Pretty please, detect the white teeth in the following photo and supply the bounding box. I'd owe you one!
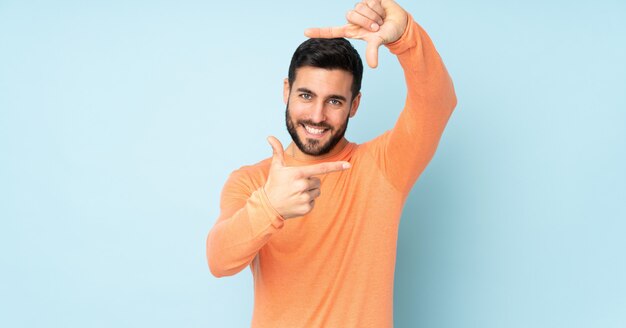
[304,125,326,134]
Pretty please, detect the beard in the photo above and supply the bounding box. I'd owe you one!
[285,101,350,156]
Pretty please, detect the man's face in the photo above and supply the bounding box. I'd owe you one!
[284,66,361,156]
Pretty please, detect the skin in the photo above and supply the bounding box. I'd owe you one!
[284,67,361,161]
[264,0,409,220]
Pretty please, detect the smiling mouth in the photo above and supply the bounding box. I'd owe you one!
[301,124,329,137]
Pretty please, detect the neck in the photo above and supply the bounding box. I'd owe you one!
[286,138,349,162]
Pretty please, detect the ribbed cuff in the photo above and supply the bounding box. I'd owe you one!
[258,187,286,229]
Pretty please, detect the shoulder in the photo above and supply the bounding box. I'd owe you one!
[358,130,392,157]
[225,157,272,192]
[219,157,272,208]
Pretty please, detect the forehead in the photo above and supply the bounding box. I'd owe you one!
[292,66,353,96]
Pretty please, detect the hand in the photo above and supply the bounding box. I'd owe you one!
[304,0,408,68]
[264,136,351,219]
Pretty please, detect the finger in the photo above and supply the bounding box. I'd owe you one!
[365,0,386,20]
[298,161,351,177]
[365,37,384,68]
[307,177,321,190]
[304,25,348,39]
[354,2,384,26]
[307,188,321,200]
[346,9,380,32]
[267,136,285,167]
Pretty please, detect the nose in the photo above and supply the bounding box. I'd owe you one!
[309,101,326,123]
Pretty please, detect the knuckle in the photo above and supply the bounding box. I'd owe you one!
[295,180,308,191]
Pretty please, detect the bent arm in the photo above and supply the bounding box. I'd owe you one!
[206,171,284,277]
[369,14,457,193]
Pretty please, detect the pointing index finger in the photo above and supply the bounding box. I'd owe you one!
[297,161,351,177]
[304,25,348,39]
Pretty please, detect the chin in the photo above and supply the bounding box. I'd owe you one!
[285,106,349,157]
[301,141,329,156]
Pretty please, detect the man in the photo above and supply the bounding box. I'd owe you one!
[207,0,457,326]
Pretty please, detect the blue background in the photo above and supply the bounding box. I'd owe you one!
[1,0,625,327]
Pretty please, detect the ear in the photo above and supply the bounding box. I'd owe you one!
[283,78,290,105]
[349,92,362,118]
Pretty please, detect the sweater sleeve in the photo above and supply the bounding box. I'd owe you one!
[206,169,285,277]
[366,14,457,194]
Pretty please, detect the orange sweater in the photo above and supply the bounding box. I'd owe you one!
[207,16,457,328]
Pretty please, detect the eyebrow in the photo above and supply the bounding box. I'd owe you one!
[296,88,348,102]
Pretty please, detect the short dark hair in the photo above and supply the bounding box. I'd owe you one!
[288,38,363,100]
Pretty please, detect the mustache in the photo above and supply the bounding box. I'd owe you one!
[297,120,332,130]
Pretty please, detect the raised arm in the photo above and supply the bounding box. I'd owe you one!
[306,0,457,193]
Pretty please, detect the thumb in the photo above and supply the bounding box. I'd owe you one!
[267,136,285,168]
[365,37,384,68]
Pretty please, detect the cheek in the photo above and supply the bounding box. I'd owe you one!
[287,108,305,127]
[288,102,311,118]
[328,110,350,125]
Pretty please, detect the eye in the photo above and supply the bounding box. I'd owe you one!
[328,98,343,106]
[299,93,312,100]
